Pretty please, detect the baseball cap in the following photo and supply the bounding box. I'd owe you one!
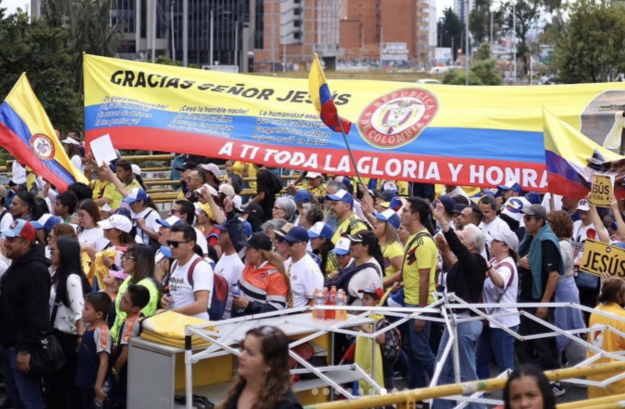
[305,172,323,179]
[98,214,133,233]
[326,189,354,206]
[521,204,548,220]
[293,190,312,204]
[156,216,183,228]
[218,184,235,199]
[175,161,197,172]
[389,197,403,212]
[195,203,215,221]
[380,190,397,202]
[241,232,272,251]
[31,214,62,232]
[501,197,531,222]
[61,136,80,145]
[374,209,401,229]
[195,183,218,197]
[2,220,36,242]
[382,181,398,192]
[200,163,221,178]
[233,195,243,211]
[239,203,264,219]
[450,203,467,216]
[131,164,141,176]
[283,226,310,243]
[332,237,351,256]
[438,195,455,214]
[122,188,148,204]
[274,223,294,238]
[308,222,333,240]
[108,270,129,281]
[489,227,519,251]
[577,199,590,212]
[358,284,385,299]
[525,192,541,205]
[498,180,523,195]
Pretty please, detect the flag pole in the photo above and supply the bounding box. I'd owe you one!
[336,114,364,189]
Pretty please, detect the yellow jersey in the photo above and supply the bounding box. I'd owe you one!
[381,241,404,277]
[403,229,437,305]
[107,179,141,210]
[588,302,625,398]
[331,215,369,245]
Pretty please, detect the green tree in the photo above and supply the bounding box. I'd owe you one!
[470,0,504,44]
[442,60,503,85]
[551,0,625,83]
[0,6,82,131]
[474,42,492,61]
[438,8,465,62]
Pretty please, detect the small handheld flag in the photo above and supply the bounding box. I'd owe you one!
[0,74,87,192]
[308,53,352,134]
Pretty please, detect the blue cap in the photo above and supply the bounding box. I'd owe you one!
[374,209,401,229]
[438,195,455,214]
[159,245,172,258]
[122,187,149,203]
[293,190,312,204]
[156,216,183,228]
[326,189,354,206]
[525,192,541,205]
[380,190,397,202]
[31,214,63,231]
[389,197,403,212]
[308,222,333,240]
[498,180,523,195]
[283,226,310,243]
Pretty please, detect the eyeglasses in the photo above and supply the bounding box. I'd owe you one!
[167,240,191,248]
[121,254,136,260]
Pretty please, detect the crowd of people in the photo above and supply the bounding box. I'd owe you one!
[0,136,624,409]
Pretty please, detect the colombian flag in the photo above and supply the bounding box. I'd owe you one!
[543,107,623,198]
[0,74,87,192]
[308,53,352,134]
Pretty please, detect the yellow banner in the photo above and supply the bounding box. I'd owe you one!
[589,174,614,207]
[580,239,625,277]
[83,55,625,190]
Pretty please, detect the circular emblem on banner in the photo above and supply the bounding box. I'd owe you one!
[357,88,439,149]
[29,134,55,161]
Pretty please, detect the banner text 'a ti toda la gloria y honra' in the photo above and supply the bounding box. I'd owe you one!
[83,54,625,193]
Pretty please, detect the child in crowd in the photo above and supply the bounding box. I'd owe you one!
[102,270,128,328]
[357,285,403,392]
[77,292,113,409]
[112,284,150,402]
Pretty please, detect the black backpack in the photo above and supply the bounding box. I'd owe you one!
[324,262,382,302]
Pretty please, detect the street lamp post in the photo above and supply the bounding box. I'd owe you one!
[465,0,470,85]
[210,8,214,67]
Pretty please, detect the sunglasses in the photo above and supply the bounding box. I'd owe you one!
[167,240,191,248]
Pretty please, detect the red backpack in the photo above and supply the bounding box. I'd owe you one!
[171,258,229,321]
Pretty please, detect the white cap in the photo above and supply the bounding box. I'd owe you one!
[489,227,519,251]
[578,199,590,212]
[131,164,141,176]
[333,237,351,256]
[98,214,133,233]
[306,172,323,179]
[101,203,112,212]
[61,136,80,145]
[156,216,182,228]
[200,163,221,178]
[501,197,531,222]
[382,181,398,192]
[195,183,218,197]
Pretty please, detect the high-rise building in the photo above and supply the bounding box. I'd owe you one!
[339,0,432,67]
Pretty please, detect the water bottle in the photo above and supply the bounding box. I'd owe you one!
[94,379,111,408]
[315,290,325,320]
[166,293,175,310]
[232,283,245,314]
[336,289,346,321]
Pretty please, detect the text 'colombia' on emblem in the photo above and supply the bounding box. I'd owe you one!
[29,134,55,161]
[357,88,439,149]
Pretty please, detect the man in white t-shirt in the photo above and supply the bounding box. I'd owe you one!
[282,226,324,308]
[123,188,161,245]
[160,224,213,320]
[213,224,244,319]
[478,195,512,251]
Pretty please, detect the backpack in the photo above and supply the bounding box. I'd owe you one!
[324,262,382,302]
[342,217,372,237]
[133,209,160,251]
[172,257,229,321]
[378,319,402,364]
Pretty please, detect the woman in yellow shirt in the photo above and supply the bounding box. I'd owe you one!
[102,160,141,209]
[372,208,404,288]
[90,168,116,208]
